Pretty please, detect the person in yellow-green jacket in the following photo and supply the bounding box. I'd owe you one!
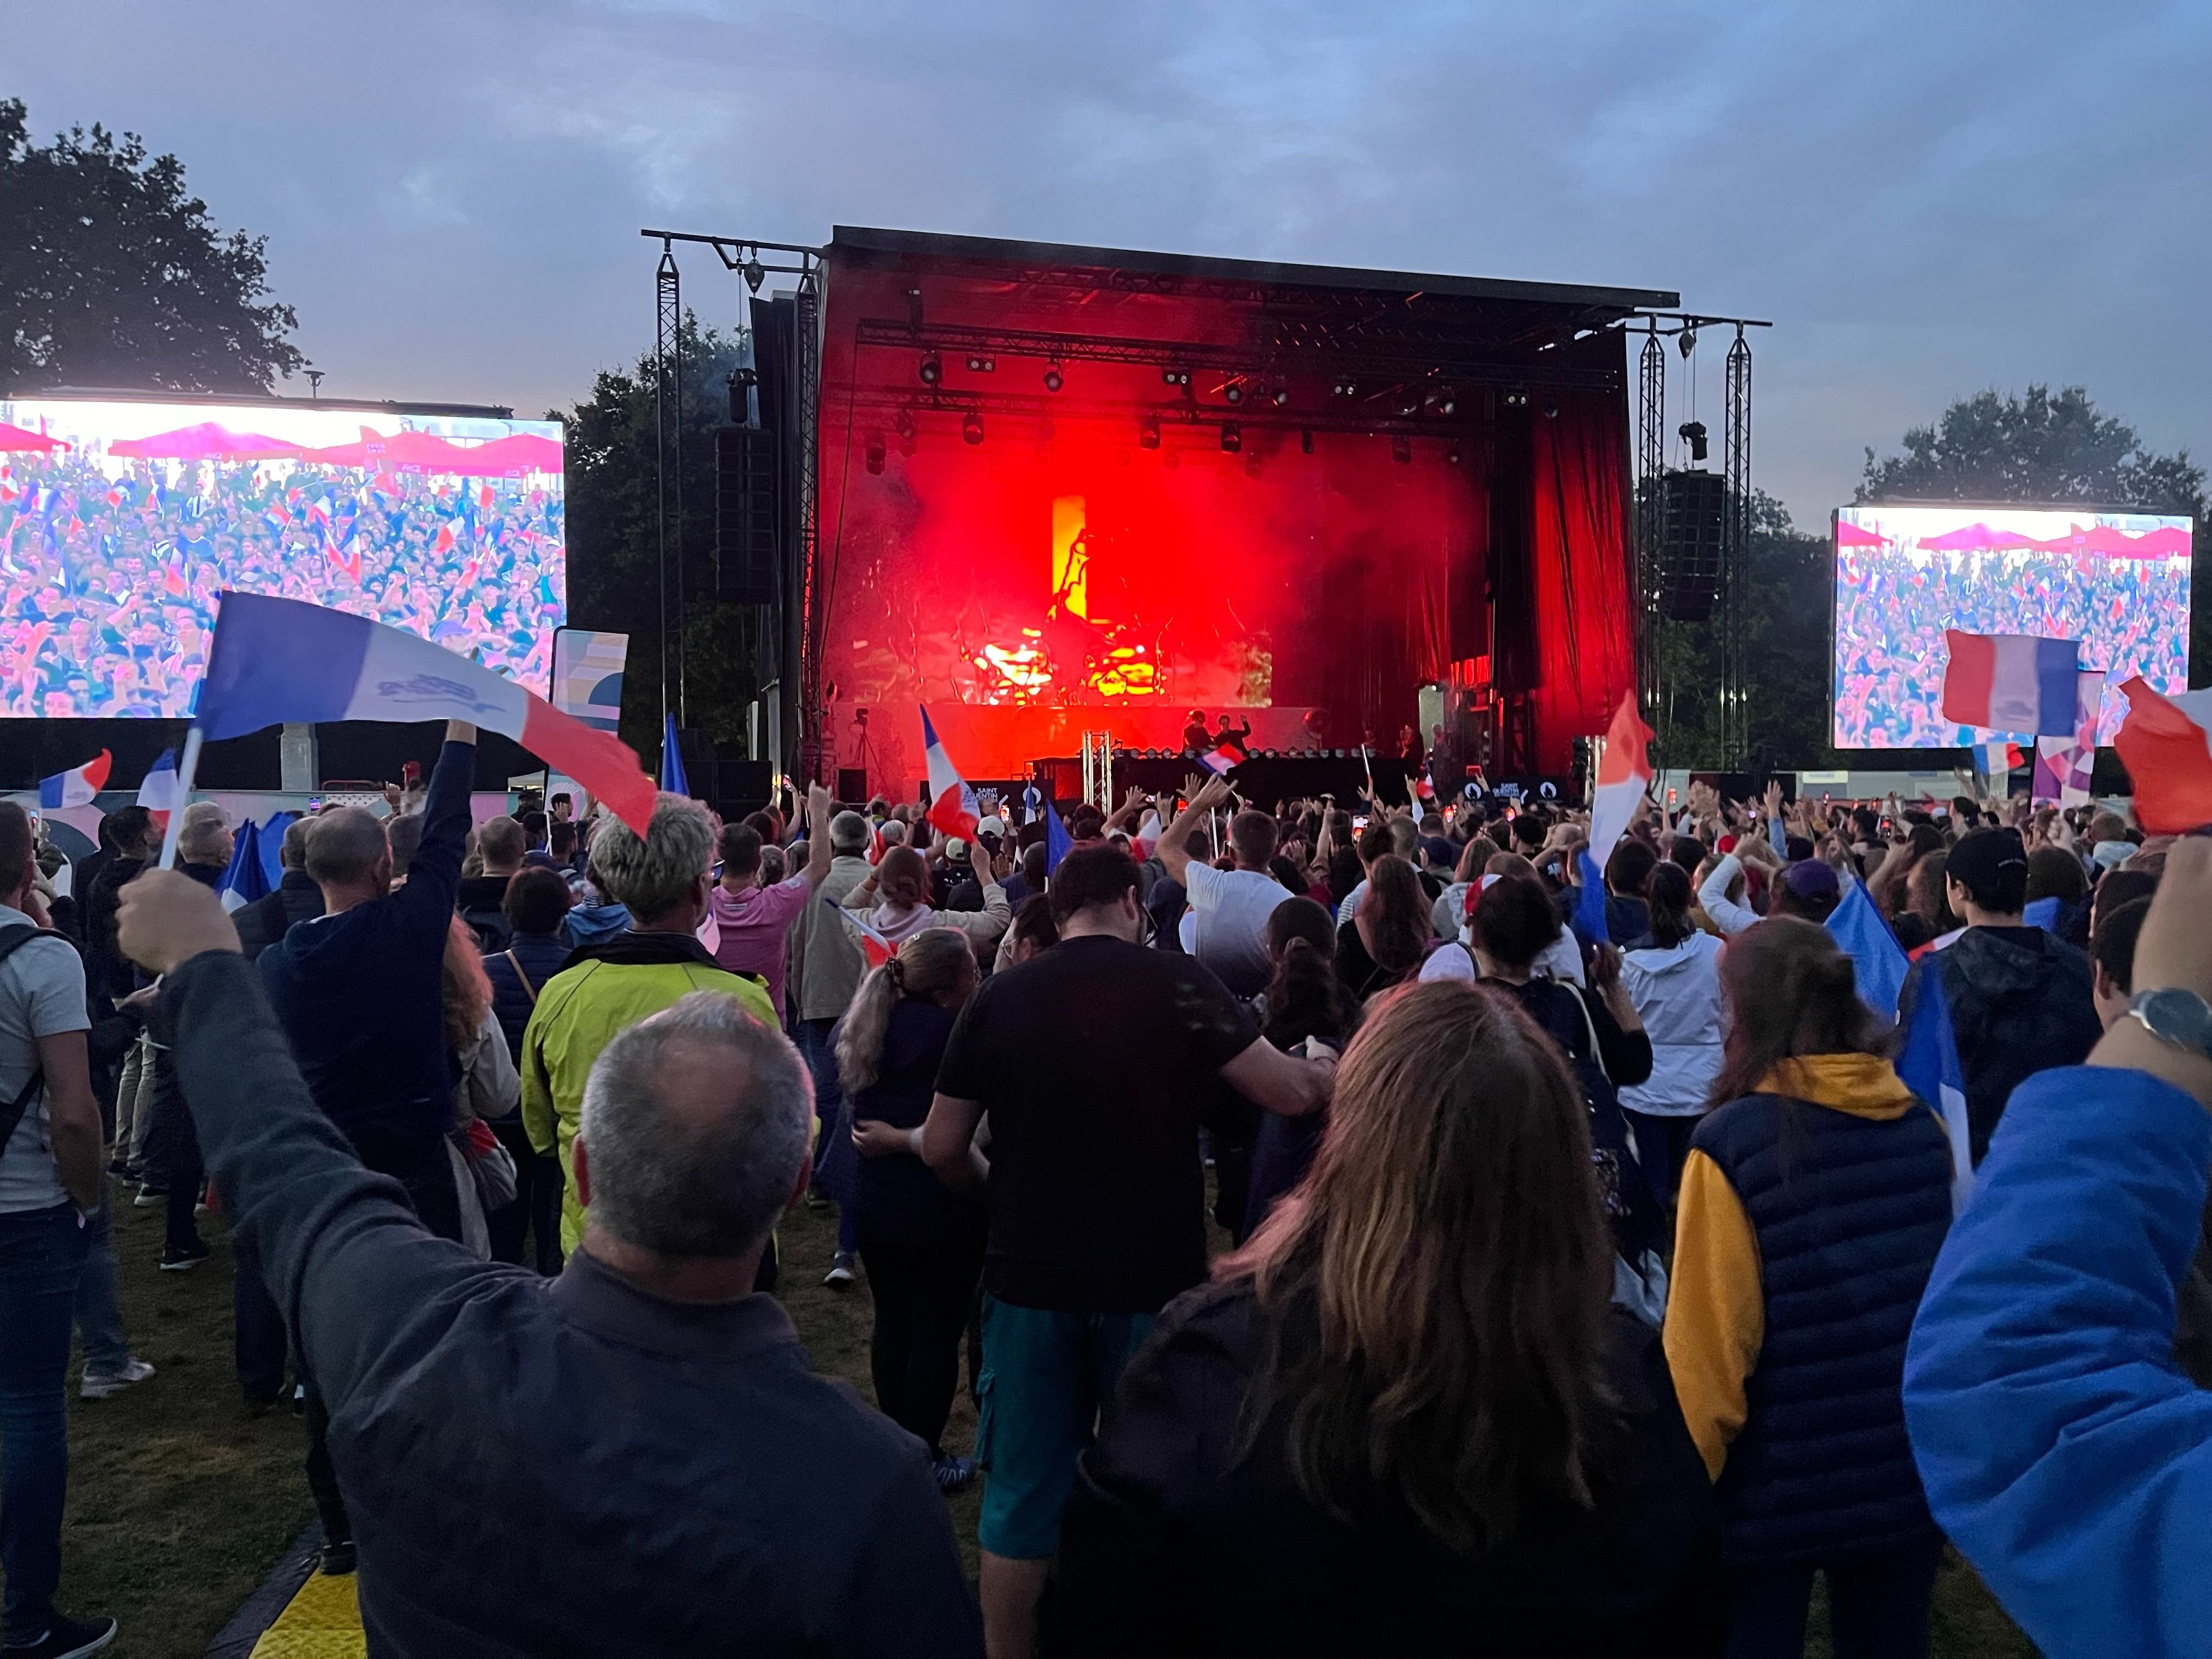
[522,788,823,1259]
[1662,917,1954,1659]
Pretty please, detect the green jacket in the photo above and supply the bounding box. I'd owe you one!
[520,930,778,1254]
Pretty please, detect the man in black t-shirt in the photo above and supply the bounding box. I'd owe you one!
[923,845,1331,1659]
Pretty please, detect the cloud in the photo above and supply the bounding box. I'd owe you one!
[5,0,2209,518]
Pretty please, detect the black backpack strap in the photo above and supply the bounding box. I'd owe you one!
[0,924,70,1159]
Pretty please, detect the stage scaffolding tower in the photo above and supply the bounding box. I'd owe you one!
[1635,321,1666,735]
[654,247,682,733]
[1722,326,1753,768]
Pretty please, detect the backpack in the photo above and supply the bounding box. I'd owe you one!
[0,923,78,1165]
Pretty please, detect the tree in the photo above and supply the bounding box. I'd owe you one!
[1860,383,2210,685]
[0,98,305,392]
[558,315,758,762]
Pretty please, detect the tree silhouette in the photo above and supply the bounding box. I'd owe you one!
[1,98,306,392]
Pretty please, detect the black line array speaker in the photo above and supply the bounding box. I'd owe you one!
[1657,468,1728,623]
[716,424,781,605]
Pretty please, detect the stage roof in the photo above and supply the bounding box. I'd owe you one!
[830,225,1678,334]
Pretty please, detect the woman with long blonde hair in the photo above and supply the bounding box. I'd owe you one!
[1048,980,1717,1654]
[840,928,988,1491]
[441,914,517,1259]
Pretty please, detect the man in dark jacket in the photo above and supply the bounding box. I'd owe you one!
[234,818,325,962]
[1899,826,2101,1161]
[456,815,524,950]
[117,870,980,1658]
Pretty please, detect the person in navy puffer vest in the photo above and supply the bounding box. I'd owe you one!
[1663,917,1955,1658]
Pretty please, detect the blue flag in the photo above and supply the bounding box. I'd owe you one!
[1045,801,1074,874]
[1570,849,1609,947]
[1897,962,1974,1214]
[659,710,689,797]
[216,819,271,912]
[1826,879,1909,1021]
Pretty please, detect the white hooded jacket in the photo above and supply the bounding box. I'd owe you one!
[1617,930,1728,1117]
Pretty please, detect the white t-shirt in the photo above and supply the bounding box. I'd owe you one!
[0,905,91,1214]
[1181,862,1288,990]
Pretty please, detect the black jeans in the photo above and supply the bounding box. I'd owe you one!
[305,1126,465,1545]
[233,1231,290,1404]
[145,1049,204,1255]
[484,1116,564,1276]
[856,1232,985,1460]
[1725,1538,1943,1659]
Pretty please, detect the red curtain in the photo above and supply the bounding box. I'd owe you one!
[1527,380,1637,771]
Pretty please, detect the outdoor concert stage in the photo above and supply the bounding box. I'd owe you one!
[806,228,1669,799]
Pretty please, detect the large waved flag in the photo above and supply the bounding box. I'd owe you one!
[919,707,980,842]
[1826,878,1909,1021]
[659,710,689,797]
[1939,630,2079,736]
[1897,966,1974,1214]
[1587,690,1653,873]
[216,817,271,914]
[2113,676,2212,832]
[38,749,110,809]
[137,748,180,828]
[2031,669,2104,805]
[195,592,658,835]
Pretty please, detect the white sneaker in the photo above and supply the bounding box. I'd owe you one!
[81,1358,156,1400]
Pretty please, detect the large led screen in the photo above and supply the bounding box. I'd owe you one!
[0,397,564,718]
[1832,503,2191,748]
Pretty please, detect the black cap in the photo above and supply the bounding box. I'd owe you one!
[1947,826,2028,894]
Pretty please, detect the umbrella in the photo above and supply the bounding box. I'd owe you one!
[0,422,67,453]
[360,429,474,472]
[108,422,302,461]
[450,432,563,475]
[1835,520,1888,548]
[296,428,376,466]
[1913,522,2002,551]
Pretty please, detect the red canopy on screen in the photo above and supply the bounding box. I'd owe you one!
[1835,521,1887,547]
[108,422,303,461]
[0,422,67,453]
[454,432,562,474]
[295,428,376,466]
[1912,522,2002,550]
[359,429,475,472]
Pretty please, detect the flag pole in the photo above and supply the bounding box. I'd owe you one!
[156,726,205,871]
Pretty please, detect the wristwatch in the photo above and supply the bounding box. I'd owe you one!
[2127,988,2212,1062]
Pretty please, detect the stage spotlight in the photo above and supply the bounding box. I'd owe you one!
[1392,435,1412,465]
[1504,388,1528,408]
[1300,428,1315,455]
[962,411,984,445]
[919,353,941,385]
[1042,361,1063,392]
[1272,386,1291,407]
[1446,444,1463,465]
[1220,424,1241,454]
[894,407,917,441]
[1332,380,1357,397]
[864,431,887,475]
[1138,417,1161,450]
[1438,393,1457,415]
[1542,397,1560,420]
[966,354,996,374]
[1161,368,1191,387]
[1678,419,1709,461]
[742,256,766,294]
[1678,326,1698,358]
[1224,381,1245,405]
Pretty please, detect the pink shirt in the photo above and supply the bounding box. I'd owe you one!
[707,876,812,1018]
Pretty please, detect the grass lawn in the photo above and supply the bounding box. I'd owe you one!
[35,1184,2028,1657]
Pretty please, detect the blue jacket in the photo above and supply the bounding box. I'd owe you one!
[259,740,472,1144]
[482,930,572,1070]
[1905,1065,2212,1657]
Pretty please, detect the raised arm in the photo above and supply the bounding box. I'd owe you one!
[399,721,479,926]
[1156,776,1233,884]
[800,782,834,890]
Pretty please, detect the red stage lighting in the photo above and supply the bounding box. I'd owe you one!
[1043,362,1064,392]
[962,411,984,445]
[918,353,941,385]
[1138,418,1160,449]
[1220,424,1241,454]
[1272,386,1291,407]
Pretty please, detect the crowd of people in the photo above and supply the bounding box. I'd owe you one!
[1830,541,2188,746]
[0,737,2205,1658]
[0,447,564,716]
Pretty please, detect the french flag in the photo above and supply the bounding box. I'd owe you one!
[1585,689,1654,871]
[2114,676,2212,832]
[37,749,110,809]
[1939,631,2080,736]
[137,748,180,828]
[919,707,980,841]
[1198,742,1243,778]
[195,592,658,834]
[831,899,897,970]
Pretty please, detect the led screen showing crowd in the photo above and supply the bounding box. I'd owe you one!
[0,398,566,718]
[1831,503,2190,748]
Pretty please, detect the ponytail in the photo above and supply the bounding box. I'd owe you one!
[834,960,905,1094]
[1644,862,1695,948]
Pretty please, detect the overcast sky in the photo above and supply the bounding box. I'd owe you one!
[12,0,2209,526]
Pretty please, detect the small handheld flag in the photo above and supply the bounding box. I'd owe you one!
[1826,879,1909,1021]
[660,710,689,797]
[1045,802,1075,873]
[920,707,981,842]
[2113,677,2212,832]
[1198,743,1242,779]
[38,749,110,809]
[216,818,272,914]
[830,898,896,970]
[1587,690,1654,872]
[1898,964,1974,1213]
[136,748,180,828]
[1570,849,1609,947]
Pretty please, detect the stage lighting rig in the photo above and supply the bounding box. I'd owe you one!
[1437,392,1457,415]
[1446,444,1464,465]
[1224,381,1245,405]
[742,255,766,294]
[1678,419,1709,461]
[894,407,917,441]
[864,431,887,474]
[1042,361,1064,392]
[962,411,985,445]
[919,353,942,385]
[965,354,996,374]
[1220,424,1242,453]
[1678,326,1698,359]
[1138,417,1161,449]
[1300,429,1315,454]
[1161,368,1191,387]
[1504,388,1528,408]
[1332,379,1357,397]
[1272,386,1291,407]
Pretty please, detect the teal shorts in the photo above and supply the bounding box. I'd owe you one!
[974,1294,1156,1561]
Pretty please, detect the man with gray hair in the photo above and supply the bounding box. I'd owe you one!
[784,807,876,1272]
[233,816,325,963]
[173,803,234,891]
[116,871,982,1656]
[522,792,782,1258]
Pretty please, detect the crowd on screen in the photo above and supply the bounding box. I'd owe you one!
[0,450,563,718]
[1,731,2210,1658]
[1831,544,2188,747]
